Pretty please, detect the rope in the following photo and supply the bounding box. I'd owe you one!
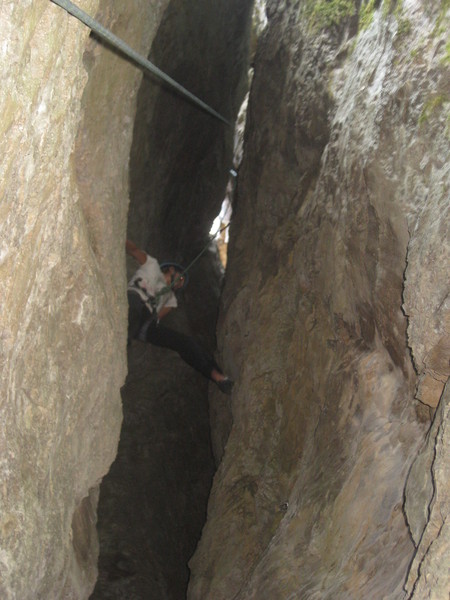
[180,222,230,277]
[50,0,230,125]
[155,222,230,299]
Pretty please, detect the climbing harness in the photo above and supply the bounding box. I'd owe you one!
[133,222,230,338]
[132,277,158,312]
[49,0,229,125]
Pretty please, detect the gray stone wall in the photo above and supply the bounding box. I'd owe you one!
[189,1,449,598]
[0,1,448,599]
[0,1,168,597]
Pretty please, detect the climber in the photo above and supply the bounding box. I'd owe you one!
[126,239,234,395]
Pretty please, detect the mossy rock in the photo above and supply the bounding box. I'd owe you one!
[359,0,378,30]
[418,94,448,127]
[304,0,355,31]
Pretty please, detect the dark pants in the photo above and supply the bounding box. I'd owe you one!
[127,291,220,380]
[127,290,150,340]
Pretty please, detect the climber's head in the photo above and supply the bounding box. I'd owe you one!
[160,262,188,290]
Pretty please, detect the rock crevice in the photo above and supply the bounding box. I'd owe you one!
[0,1,448,599]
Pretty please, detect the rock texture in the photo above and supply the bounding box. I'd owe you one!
[1,1,448,599]
[405,382,449,599]
[91,1,253,598]
[0,1,168,598]
[189,1,449,599]
[127,0,252,259]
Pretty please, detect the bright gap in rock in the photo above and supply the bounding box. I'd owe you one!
[210,188,234,268]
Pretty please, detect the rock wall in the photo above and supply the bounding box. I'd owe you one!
[0,1,169,598]
[1,1,448,599]
[91,1,253,597]
[189,1,449,598]
[127,0,252,259]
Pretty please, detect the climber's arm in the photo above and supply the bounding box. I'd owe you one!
[158,306,173,320]
[126,239,147,265]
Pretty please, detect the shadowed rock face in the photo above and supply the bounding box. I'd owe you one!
[127,0,253,261]
[92,1,253,599]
